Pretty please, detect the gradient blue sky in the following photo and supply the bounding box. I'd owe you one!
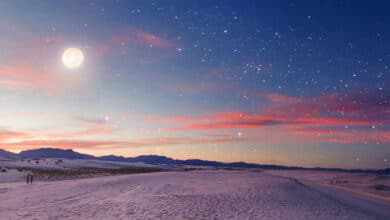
[0,0,388,168]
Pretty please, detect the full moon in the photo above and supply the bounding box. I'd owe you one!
[62,48,84,69]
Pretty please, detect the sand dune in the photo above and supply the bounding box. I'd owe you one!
[0,170,387,219]
[264,169,390,198]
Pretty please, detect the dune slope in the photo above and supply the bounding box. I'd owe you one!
[0,170,386,219]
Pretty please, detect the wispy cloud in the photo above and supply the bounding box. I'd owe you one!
[282,128,390,144]
[0,132,244,151]
[134,29,174,48]
[0,123,116,144]
[0,64,79,93]
[73,115,108,124]
[43,125,117,139]
[263,93,302,104]
[0,22,175,93]
[95,27,175,59]
[139,92,388,144]
[0,139,124,150]
[142,115,192,123]
[0,20,82,93]
[0,129,30,142]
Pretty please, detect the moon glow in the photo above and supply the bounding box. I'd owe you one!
[62,48,84,69]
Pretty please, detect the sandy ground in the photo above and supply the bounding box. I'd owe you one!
[303,180,390,219]
[0,170,388,219]
[0,169,25,183]
[264,170,390,198]
[0,158,160,170]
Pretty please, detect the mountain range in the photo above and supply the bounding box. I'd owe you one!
[1,148,388,174]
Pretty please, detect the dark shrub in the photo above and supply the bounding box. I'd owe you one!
[375,184,386,191]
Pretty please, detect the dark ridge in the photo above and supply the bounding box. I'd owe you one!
[0,149,18,159]
[19,148,95,160]
[1,148,388,174]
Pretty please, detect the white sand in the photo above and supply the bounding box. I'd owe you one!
[0,170,386,219]
[1,158,160,170]
[264,169,390,198]
[0,169,26,183]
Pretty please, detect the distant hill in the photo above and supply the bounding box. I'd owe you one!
[126,155,177,164]
[99,155,128,162]
[1,148,388,174]
[19,148,95,160]
[0,149,18,159]
[97,154,389,173]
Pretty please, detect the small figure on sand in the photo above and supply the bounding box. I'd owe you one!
[26,174,34,184]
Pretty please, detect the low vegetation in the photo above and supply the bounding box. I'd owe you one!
[18,167,162,181]
[374,184,387,191]
[330,179,349,184]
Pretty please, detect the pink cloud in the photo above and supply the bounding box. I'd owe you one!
[168,110,374,131]
[0,123,116,146]
[264,92,389,121]
[0,64,80,93]
[264,93,302,104]
[0,139,125,150]
[135,29,173,48]
[140,92,388,144]
[1,21,175,92]
[43,125,117,139]
[0,22,82,93]
[283,128,390,144]
[0,130,30,142]
[95,27,175,59]
[0,133,244,151]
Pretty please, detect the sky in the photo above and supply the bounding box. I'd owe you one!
[0,0,388,169]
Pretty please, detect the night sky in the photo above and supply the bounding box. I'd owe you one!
[0,1,388,169]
